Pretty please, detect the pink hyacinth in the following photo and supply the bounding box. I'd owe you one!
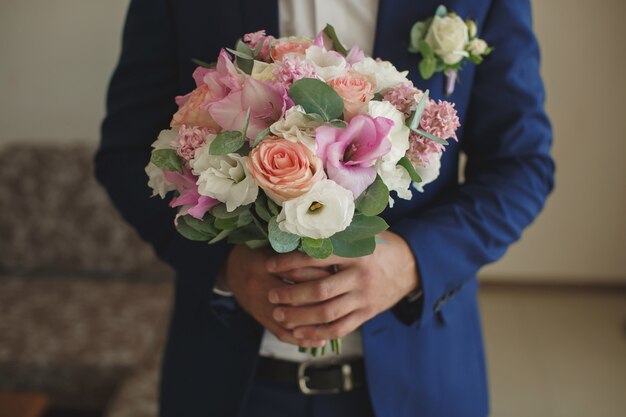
[273,55,318,88]
[407,131,443,167]
[382,82,425,117]
[173,125,212,161]
[419,100,461,142]
[243,30,274,62]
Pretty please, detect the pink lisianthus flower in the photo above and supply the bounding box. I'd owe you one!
[316,115,393,198]
[243,30,275,62]
[419,100,461,142]
[163,169,219,222]
[209,77,286,140]
[273,55,318,88]
[173,126,213,161]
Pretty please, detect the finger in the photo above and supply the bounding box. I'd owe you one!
[274,293,361,329]
[266,324,326,348]
[268,269,358,305]
[292,311,365,341]
[274,267,332,283]
[267,252,350,273]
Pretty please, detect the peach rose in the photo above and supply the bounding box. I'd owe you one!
[171,84,221,130]
[328,71,375,120]
[270,36,312,61]
[247,137,325,204]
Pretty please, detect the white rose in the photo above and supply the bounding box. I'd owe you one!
[269,105,322,151]
[277,180,355,239]
[152,128,178,149]
[413,152,442,192]
[352,57,409,92]
[425,15,470,65]
[305,45,347,81]
[251,60,277,82]
[145,162,175,198]
[467,38,488,56]
[193,145,258,212]
[368,101,410,169]
[376,162,412,208]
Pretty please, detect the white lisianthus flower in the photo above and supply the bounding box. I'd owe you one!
[192,144,258,212]
[352,57,409,92]
[368,101,410,169]
[413,152,442,192]
[305,45,347,81]
[251,60,278,82]
[152,128,178,149]
[467,38,488,56]
[425,15,470,65]
[269,105,322,151]
[145,162,175,198]
[277,180,354,239]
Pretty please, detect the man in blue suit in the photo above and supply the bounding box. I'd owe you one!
[96,0,554,416]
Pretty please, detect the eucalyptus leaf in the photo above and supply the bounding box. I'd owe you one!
[266,198,280,217]
[150,149,183,173]
[241,107,252,139]
[419,57,437,80]
[301,238,333,259]
[414,128,449,145]
[226,46,253,60]
[209,131,246,155]
[245,239,269,249]
[408,89,430,131]
[397,156,423,183]
[184,215,219,236]
[237,57,254,75]
[268,217,300,253]
[355,175,389,216]
[214,216,239,230]
[323,24,348,56]
[227,222,268,244]
[253,127,271,147]
[326,119,347,129]
[254,195,272,223]
[330,236,376,258]
[237,210,254,227]
[208,229,232,244]
[211,204,251,219]
[333,214,389,241]
[288,78,344,121]
[176,216,214,241]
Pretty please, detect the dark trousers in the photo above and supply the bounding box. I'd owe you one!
[241,377,376,417]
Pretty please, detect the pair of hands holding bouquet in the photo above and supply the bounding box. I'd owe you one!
[146,25,460,354]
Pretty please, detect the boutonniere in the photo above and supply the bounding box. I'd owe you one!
[408,5,493,95]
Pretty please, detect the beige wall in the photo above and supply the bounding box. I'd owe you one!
[0,0,624,282]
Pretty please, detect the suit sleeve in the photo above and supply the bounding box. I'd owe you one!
[391,0,555,326]
[95,0,231,282]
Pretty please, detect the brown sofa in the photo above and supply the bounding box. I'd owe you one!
[0,143,171,415]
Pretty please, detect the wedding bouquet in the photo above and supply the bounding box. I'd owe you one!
[145,26,460,353]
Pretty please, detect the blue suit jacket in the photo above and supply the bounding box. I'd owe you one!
[96,0,554,416]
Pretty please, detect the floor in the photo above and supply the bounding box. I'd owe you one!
[478,286,626,417]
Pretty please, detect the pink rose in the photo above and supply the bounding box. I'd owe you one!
[247,137,325,204]
[171,84,221,130]
[271,37,313,62]
[328,71,375,120]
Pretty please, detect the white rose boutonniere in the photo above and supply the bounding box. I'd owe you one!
[408,5,493,95]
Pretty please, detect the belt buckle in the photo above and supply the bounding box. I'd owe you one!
[297,360,354,395]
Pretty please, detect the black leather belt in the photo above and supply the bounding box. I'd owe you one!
[256,356,366,395]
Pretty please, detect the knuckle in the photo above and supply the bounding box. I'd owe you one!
[320,306,336,322]
[314,282,331,300]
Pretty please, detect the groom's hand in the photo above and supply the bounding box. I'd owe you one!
[266,231,419,341]
[224,244,328,348]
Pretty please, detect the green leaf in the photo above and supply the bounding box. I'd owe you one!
[184,215,219,236]
[191,58,215,68]
[227,45,253,60]
[245,239,269,249]
[252,127,271,147]
[326,119,347,129]
[333,214,389,241]
[408,89,430,131]
[208,229,232,244]
[150,149,183,173]
[241,107,252,139]
[288,78,344,121]
[323,24,348,56]
[419,56,437,80]
[435,5,448,17]
[266,197,280,217]
[209,131,246,155]
[419,39,434,58]
[330,236,376,258]
[397,156,423,183]
[268,216,300,253]
[355,175,389,216]
[301,238,333,259]
[214,216,239,230]
[176,216,212,241]
[227,222,268,244]
[408,22,428,53]
[414,128,449,145]
[254,195,273,223]
[211,204,251,219]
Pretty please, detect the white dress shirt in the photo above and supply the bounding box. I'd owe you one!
[259,0,380,362]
